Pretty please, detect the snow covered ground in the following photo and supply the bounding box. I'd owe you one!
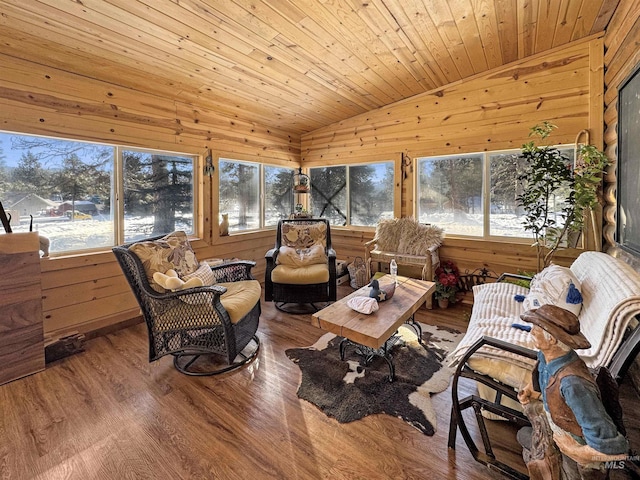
[11,215,193,254]
[9,211,532,255]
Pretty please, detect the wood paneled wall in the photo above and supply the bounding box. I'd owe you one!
[0,33,609,340]
[303,37,604,276]
[0,53,298,339]
[602,0,640,260]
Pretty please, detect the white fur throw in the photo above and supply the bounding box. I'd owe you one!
[374,218,444,256]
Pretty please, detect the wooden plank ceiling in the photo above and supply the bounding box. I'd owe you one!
[0,0,619,136]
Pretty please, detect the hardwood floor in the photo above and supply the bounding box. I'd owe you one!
[1,286,638,479]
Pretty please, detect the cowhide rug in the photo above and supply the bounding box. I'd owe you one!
[285,323,462,436]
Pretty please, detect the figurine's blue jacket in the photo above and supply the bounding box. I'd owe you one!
[537,350,628,455]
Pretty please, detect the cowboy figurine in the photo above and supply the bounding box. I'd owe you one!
[517,304,628,480]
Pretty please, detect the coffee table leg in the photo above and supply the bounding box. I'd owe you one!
[404,315,423,345]
[339,338,349,360]
[338,338,396,382]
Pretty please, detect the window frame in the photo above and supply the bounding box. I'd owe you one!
[415,145,577,241]
[308,156,400,227]
[216,155,296,234]
[115,146,199,245]
[0,129,199,255]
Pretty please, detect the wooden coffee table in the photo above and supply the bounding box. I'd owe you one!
[311,274,435,381]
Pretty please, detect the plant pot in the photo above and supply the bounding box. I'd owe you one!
[438,298,449,309]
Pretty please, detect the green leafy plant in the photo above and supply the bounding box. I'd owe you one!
[517,122,609,271]
[572,143,611,250]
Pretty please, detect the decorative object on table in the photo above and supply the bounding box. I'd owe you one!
[390,257,398,285]
[434,260,460,308]
[346,296,379,314]
[347,256,369,289]
[219,213,229,236]
[368,279,395,302]
[285,323,462,436]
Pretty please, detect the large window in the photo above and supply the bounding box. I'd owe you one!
[219,158,294,232]
[417,154,483,236]
[265,165,295,226]
[0,131,196,254]
[310,161,394,226]
[417,147,575,238]
[122,150,195,242]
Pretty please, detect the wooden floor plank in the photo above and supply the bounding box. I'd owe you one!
[1,285,638,479]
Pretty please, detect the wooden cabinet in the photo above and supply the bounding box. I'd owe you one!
[0,232,45,385]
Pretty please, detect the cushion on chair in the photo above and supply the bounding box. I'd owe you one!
[218,280,261,324]
[276,245,328,267]
[522,264,583,316]
[183,262,216,286]
[281,222,327,249]
[271,264,330,285]
[129,231,199,292]
[374,217,443,254]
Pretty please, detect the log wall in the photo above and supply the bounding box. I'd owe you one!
[0,33,611,340]
[303,37,604,276]
[602,0,640,261]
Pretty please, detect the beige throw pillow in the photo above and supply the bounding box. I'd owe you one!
[276,245,328,267]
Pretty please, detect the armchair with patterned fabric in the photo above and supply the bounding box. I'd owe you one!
[112,231,261,376]
[264,218,337,313]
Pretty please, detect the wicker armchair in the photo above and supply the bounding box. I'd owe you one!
[364,217,443,281]
[264,218,337,313]
[113,233,260,376]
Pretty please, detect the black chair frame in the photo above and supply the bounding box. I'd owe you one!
[264,218,337,313]
[113,237,260,376]
[448,321,640,480]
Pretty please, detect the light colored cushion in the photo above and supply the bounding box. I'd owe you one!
[183,262,216,286]
[523,264,583,316]
[271,264,330,284]
[276,245,327,267]
[281,223,327,249]
[129,231,199,292]
[218,280,261,324]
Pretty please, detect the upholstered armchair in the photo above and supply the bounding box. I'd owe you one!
[113,231,261,376]
[264,218,337,313]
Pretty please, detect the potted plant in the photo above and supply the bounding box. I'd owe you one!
[434,260,460,308]
[516,122,609,271]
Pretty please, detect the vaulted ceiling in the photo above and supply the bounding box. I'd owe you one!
[0,0,620,136]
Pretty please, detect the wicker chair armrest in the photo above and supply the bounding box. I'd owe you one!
[155,284,228,301]
[210,260,257,282]
[427,244,440,253]
[364,238,377,247]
